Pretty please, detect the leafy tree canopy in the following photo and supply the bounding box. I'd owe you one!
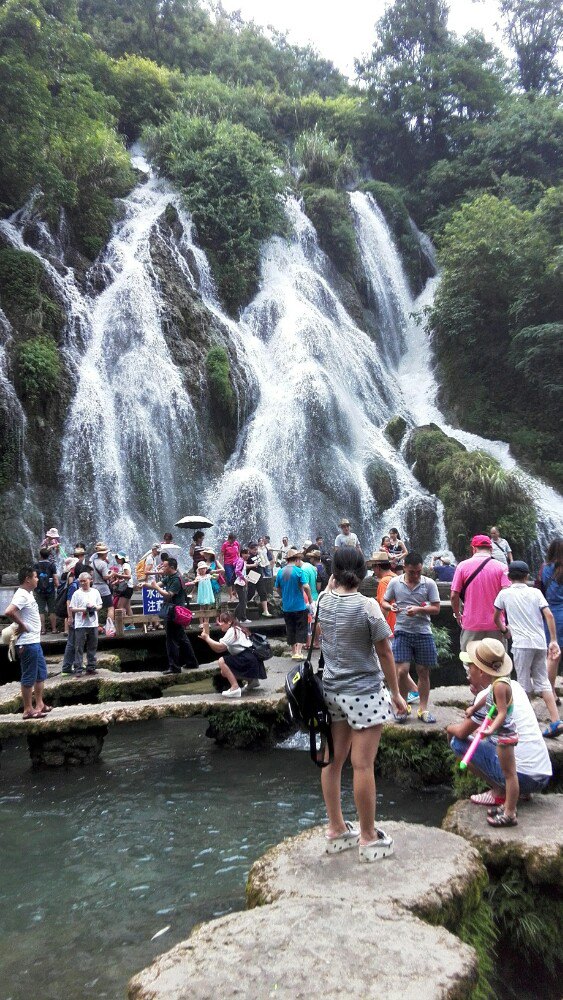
[500,0,563,94]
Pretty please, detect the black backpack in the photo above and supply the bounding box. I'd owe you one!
[284,600,334,768]
[54,580,70,618]
[250,632,273,661]
[35,560,55,595]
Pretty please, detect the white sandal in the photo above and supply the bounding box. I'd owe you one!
[325,820,360,854]
[358,829,395,863]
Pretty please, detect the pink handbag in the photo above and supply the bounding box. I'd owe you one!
[173,605,193,626]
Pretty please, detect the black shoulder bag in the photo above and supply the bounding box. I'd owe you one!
[459,557,493,603]
[284,598,334,768]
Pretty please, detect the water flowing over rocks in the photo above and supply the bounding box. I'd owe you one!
[128,823,485,1000]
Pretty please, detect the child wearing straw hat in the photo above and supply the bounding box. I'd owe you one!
[460,638,519,827]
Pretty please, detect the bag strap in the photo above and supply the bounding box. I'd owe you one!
[304,595,323,665]
[310,723,334,769]
[459,557,492,603]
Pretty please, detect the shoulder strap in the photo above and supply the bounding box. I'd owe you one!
[459,557,493,603]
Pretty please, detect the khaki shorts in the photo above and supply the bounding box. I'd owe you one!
[460,629,507,652]
[512,648,551,694]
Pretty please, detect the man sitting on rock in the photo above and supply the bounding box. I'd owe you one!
[447,640,553,808]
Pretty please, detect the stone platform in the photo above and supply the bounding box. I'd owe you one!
[128,822,485,1000]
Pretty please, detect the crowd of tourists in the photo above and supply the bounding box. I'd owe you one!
[3,519,562,860]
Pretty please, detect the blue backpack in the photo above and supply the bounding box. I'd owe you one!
[35,560,55,595]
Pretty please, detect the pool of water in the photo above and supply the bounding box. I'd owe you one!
[0,719,452,1000]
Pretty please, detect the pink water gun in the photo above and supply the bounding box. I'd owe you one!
[459,704,496,770]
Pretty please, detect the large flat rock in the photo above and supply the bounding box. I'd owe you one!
[128,898,478,1000]
[246,822,485,923]
[443,795,563,885]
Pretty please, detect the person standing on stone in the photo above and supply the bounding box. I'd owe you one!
[334,519,360,551]
[60,563,89,675]
[40,528,66,573]
[5,567,51,718]
[189,531,206,574]
[489,526,512,566]
[318,547,406,861]
[450,535,509,651]
[275,549,311,660]
[150,557,199,674]
[382,552,441,723]
[233,546,251,624]
[91,542,115,623]
[69,572,103,675]
[33,547,59,635]
[386,528,408,565]
[278,536,291,566]
[246,542,272,617]
[493,561,562,738]
[220,532,240,600]
[369,550,419,711]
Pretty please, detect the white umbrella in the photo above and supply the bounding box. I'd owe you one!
[174,515,214,530]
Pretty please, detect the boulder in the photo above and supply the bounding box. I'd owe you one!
[384,415,407,448]
[128,898,478,1000]
[129,823,485,1000]
[364,457,399,512]
[443,795,563,886]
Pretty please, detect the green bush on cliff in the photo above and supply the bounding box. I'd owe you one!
[301,186,359,284]
[406,424,536,558]
[145,114,286,313]
[16,336,62,405]
[206,346,236,420]
[0,248,63,341]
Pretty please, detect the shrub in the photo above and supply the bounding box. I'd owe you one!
[301,186,359,283]
[16,336,62,405]
[206,346,235,420]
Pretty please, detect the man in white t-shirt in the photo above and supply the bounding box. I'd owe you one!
[489,526,512,566]
[69,573,103,675]
[493,560,562,737]
[5,567,50,718]
[334,519,360,551]
[144,544,161,585]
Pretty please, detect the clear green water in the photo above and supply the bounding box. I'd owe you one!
[0,718,451,1000]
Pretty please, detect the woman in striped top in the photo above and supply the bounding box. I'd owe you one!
[318,548,406,861]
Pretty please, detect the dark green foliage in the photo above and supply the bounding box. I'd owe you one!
[205,708,270,749]
[486,866,562,974]
[206,347,235,420]
[452,764,489,801]
[377,726,454,786]
[0,249,63,337]
[406,425,537,557]
[364,458,398,512]
[432,625,452,662]
[499,0,563,94]
[429,192,563,487]
[16,336,62,405]
[145,115,286,312]
[456,899,497,1000]
[301,187,359,284]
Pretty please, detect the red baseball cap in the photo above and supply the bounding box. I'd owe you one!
[471,534,492,548]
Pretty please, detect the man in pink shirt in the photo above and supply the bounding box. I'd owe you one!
[450,534,510,651]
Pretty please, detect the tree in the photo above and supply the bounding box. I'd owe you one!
[500,0,563,93]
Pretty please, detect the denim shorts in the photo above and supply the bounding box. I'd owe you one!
[450,736,550,794]
[392,630,438,668]
[18,643,48,686]
[224,565,235,586]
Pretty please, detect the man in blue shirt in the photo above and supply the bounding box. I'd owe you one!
[275,549,312,661]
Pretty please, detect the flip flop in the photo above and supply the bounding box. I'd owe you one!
[542,721,563,739]
[22,711,45,720]
[36,705,53,713]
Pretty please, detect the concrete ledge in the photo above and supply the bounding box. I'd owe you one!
[128,823,485,1000]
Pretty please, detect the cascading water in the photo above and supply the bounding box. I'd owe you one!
[350,191,563,547]
[1,152,561,556]
[207,195,445,551]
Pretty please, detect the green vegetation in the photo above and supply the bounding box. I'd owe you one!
[205,708,271,749]
[301,187,359,284]
[432,625,452,662]
[384,416,408,448]
[429,193,562,487]
[486,865,562,975]
[377,726,453,786]
[16,336,62,406]
[146,115,286,312]
[206,346,236,421]
[0,249,62,337]
[406,425,537,557]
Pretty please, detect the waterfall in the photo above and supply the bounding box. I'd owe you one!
[1,155,561,558]
[207,195,444,551]
[351,191,563,548]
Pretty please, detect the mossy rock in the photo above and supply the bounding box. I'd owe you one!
[384,415,408,448]
[404,423,466,494]
[377,724,454,787]
[365,457,399,512]
[205,706,289,749]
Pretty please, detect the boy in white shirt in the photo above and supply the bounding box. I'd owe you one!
[70,572,103,675]
[494,560,562,738]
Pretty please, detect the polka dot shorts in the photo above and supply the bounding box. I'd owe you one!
[323,687,394,730]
